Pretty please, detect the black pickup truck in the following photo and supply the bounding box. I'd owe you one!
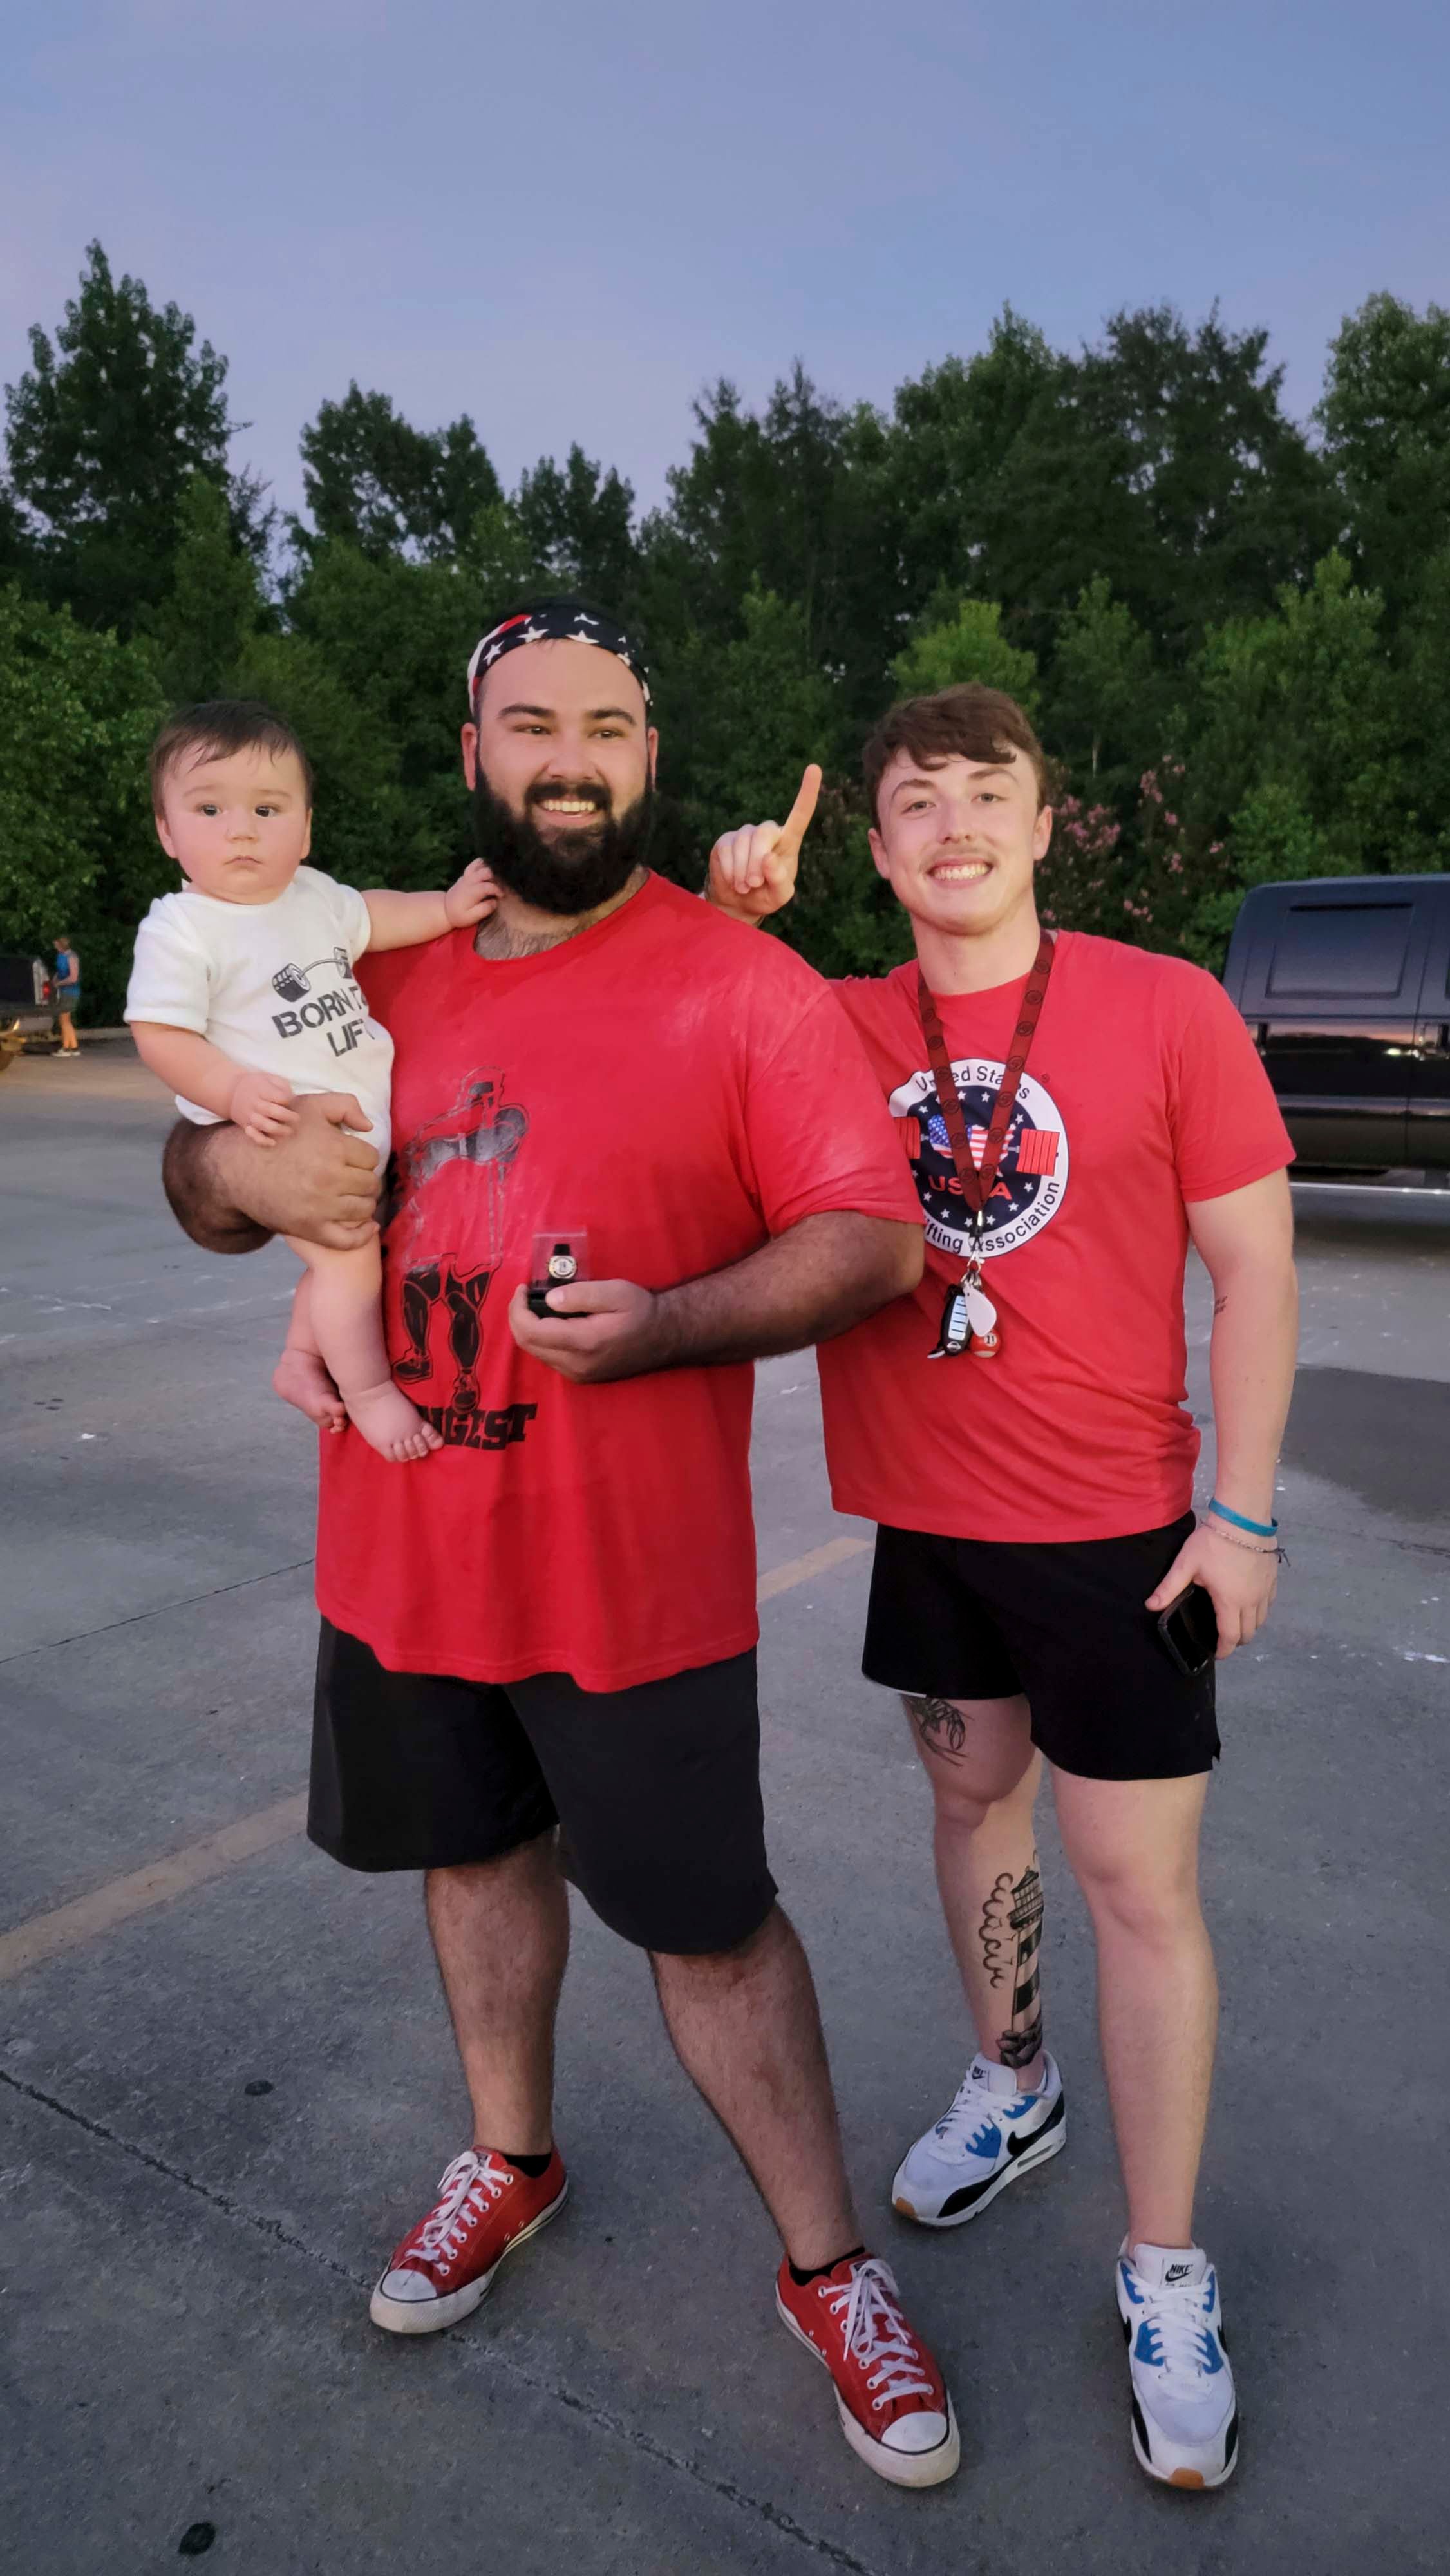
[1223,875,1450,1173]
[0,954,53,1072]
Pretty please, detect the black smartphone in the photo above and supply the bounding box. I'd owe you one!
[1155,1582,1219,1678]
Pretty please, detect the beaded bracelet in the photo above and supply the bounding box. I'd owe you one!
[1201,1517,1290,1567]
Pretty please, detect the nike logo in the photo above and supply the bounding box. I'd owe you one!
[1006,2092,1066,2157]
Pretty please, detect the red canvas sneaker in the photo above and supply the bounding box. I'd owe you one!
[775,2252,960,2487]
[370,2146,568,2335]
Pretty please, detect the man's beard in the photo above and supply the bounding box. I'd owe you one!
[471,771,654,916]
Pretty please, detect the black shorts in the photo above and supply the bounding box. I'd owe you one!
[862,1513,1219,1782]
[308,1622,777,1955]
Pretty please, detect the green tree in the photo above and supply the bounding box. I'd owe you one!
[653,582,908,974]
[295,383,502,562]
[658,580,838,831]
[0,483,34,587]
[1397,547,1450,864]
[514,447,638,605]
[233,629,414,891]
[1190,552,1404,871]
[1048,576,1160,784]
[887,309,1062,616]
[1068,305,1330,643]
[0,585,167,1018]
[462,500,543,611]
[144,473,265,704]
[653,366,903,721]
[1319,294,1450,618]
[889,303,1329,668]
[3,242,267,636]
[283,538,483,881]
[891,599,1039,707]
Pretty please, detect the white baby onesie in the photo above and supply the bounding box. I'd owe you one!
[125,866,395,1157]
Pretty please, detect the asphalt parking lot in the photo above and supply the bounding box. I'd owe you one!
[2,1037,1447,2575]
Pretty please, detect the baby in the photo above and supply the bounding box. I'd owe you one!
[127,698,492,1463]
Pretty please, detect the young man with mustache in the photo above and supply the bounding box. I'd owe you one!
[158,600,964,2491]
[708,683,1298,2494]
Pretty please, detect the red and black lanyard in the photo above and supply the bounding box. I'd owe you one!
[916,929,1056,1357]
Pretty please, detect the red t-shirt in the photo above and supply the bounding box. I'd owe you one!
[817,932,1294,1544]
[315,875,921,1689]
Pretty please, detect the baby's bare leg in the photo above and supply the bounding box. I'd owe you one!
[283,1236,442,1463]
[272,1274,347,1434]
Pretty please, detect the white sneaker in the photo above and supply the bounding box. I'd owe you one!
[1116,2242,1238,2490]
[891,2052,1066,2226]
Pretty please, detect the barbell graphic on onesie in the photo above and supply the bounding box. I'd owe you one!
[270,952,354,1005]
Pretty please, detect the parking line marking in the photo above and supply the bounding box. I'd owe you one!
[756,1534,870,1601]
[0,1796,309,1984]
[0,1535,872,1985]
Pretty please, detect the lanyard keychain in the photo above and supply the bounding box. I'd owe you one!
[918,929,1055,1359]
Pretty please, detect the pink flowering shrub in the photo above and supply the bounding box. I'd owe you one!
[1040,757,1243,965]
[1037,794,1128,936]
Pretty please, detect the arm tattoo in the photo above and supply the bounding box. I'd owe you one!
[979,1856,1044,2069]
[904,1694,968,1763]
[1212,1293,1229,1314]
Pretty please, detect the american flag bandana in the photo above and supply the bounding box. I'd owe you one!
[466,598,651,708]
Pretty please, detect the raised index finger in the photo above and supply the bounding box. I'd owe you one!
[776,764,822,858]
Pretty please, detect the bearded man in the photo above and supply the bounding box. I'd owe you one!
[160,598,962,2492]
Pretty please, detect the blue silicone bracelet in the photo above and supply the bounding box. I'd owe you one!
[1208,1497,1279,1538]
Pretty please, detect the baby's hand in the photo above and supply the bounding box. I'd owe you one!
[230,1068,299,1146]
[445,858,501,929]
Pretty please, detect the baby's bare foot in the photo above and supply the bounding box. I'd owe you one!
[344,1378,444,1463]
[273,1345,347,1432]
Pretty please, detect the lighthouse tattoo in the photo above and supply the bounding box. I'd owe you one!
[978,1855,1044,2070]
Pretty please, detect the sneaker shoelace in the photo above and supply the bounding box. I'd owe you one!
[1131,2273,1221,2386]
[821,2258,934,2410]
[414,2150,509,2267]
[934,2068,1021,2157]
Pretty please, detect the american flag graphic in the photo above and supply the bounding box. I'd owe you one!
[917,1114,1061,1178]
[1014,1126,1061,1175]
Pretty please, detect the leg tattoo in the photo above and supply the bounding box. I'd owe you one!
[905,1694,969,1764]
[979,1855,1044,2069]
[1001,1858,1044,2069]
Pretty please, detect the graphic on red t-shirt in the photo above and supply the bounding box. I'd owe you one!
[818,932,1294,1548]
[891,1056,1071,1260]
[385,1067,530,1439]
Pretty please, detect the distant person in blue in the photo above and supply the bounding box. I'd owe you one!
[52,937,81,1057]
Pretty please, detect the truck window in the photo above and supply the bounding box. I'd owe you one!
[1268,902,1414,999]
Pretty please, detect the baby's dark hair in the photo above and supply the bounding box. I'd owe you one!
[149,699,315,813]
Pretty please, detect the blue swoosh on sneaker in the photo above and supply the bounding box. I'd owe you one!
[1199,2334,1225,2374]
[1120,2263,1145,2306]
[1134,2322,1163,2365]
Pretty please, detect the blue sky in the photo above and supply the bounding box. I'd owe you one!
[4,0,1447,524]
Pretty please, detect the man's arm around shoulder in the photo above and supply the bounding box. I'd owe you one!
[162,1094,382,1255]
